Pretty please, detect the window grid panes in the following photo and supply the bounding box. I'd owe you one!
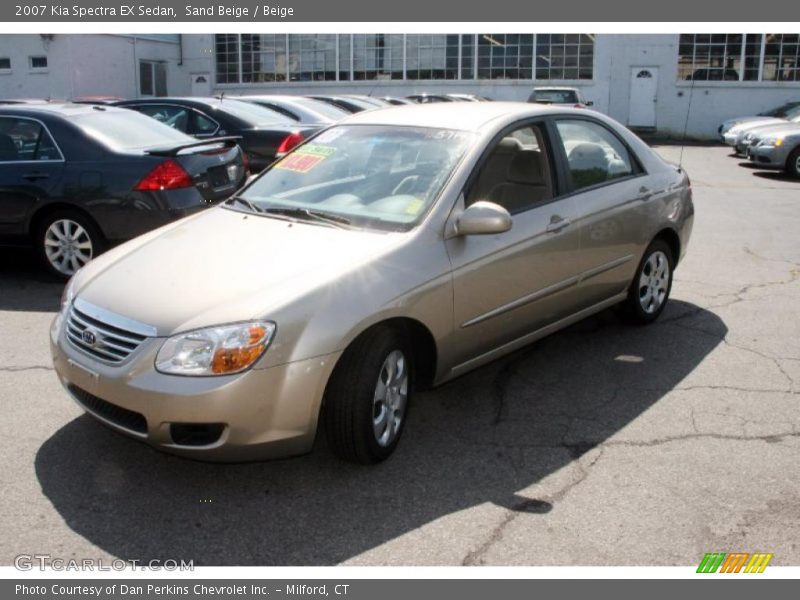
[214,34,596,84]
[536,34,594,81]
[352,34,404,80]
[763,34,800,82]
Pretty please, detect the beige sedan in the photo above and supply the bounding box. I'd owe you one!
[50,102,693,464]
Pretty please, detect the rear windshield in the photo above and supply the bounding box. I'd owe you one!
[534,90,579,104]
[71,109,193,151]
[209,99,295,127]
[293,98,350,120]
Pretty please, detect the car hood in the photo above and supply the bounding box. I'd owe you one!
[730,117,786,134]
[74,207,405,336]
[746,122,800,139]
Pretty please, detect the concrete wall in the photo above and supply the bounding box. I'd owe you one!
[0,34,188,100]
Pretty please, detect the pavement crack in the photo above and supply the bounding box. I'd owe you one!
[0,365,54,373]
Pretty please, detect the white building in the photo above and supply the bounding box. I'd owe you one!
[1,33,799,139]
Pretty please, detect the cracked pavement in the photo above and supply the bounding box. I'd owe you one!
[0,144,798,566]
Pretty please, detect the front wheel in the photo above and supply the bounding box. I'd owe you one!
[324,326,412,464]
[621,239,674,324]
[787,147,800,179]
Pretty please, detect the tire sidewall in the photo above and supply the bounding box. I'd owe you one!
[358,331,414,462]
[788,148,800,179]
[627,239,674,324]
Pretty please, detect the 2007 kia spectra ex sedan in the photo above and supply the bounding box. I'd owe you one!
[50,102,694,464]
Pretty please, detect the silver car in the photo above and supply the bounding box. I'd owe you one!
[50,103,693,464]
[734,115,800,155]
[748,124,800,177]
[724,105,800,151]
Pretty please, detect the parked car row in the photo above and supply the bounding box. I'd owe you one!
[719,100,800,178]
[1,87,601,279]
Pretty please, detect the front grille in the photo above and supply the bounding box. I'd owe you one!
[69,385,147,434]
[66,305,147,364]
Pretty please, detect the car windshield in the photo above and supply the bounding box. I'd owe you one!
[71,109,194,151]
[211,99,296,126]
[762,102,800,118]
[233,125,474,231]
[784,105,800,120]
[534,90,579,104]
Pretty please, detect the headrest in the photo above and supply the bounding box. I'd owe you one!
[507,150,545,185]
[568,142,608,164]
[494,136,523,154]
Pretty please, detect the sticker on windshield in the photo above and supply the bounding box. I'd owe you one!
[275,144,336,174]
[405,198,424,215]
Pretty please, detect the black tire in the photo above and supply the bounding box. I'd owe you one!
[620,238,674,325]
[324,325,413,464]
[34,209,104,279]
[787,147,800,179]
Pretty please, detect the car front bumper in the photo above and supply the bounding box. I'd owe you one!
[50,311,340,462]
[747,144,789,170]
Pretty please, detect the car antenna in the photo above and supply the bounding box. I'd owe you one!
[678,74,697,170]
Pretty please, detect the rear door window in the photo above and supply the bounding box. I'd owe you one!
[0,117,62,162]
[555,119,636,191]
[129,104,192,133]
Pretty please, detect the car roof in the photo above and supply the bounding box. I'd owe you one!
[340,101,583,132]
[533,86,580,92]
[0,102,131,117]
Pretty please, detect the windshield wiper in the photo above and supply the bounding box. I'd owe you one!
[262,207,352,228]
[226,195,263,213]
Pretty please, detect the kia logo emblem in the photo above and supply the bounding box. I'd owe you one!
[81,329,98,347]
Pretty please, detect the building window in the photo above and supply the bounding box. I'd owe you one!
[763,34,800,82]
[215,34,239,84]
[0,57,10,71]
[677,34,747,81]
[405,35,460,80]
[352,34,404,80]
[536,34,594,80]
[213,33,595,84]
[289,34,338,82]
[29,56,47,70]
[139,61,167,96]
[677,34,800,83]
[477,34,533,80]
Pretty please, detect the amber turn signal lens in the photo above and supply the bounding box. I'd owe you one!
[211,325,269,374]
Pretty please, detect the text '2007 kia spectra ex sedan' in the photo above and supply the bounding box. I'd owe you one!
[51,102,694,464]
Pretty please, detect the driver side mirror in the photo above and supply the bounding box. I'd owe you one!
[455,201,512,236]
[585,101,594,107]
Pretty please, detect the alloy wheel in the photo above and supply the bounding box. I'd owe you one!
[372,350,408,447]
[43,219,93,276]
[638,250,670,314]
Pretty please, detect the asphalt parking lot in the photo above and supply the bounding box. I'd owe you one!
[1,143,799,567]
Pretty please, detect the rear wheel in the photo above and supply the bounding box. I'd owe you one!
[324,326,412,464]
[787,147,800,179]
[35,210,103,279]
[621,239,674,324]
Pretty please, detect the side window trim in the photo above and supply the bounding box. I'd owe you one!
[550,115,648,197]
[191,109,220,137]
[0,115,65,163]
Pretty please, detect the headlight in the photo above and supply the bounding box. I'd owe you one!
[760,137,783,148]
[155,321,276,376]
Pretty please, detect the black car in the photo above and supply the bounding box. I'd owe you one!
[0,103,246,277]
[114,97,318,172]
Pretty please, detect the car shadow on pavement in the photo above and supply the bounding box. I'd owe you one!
[35,300,726,565]
[0,248,63,312]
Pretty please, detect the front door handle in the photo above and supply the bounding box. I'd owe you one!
[546,215,571,233]
[23,172,50,181]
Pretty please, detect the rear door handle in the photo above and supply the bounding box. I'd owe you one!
[23,172,50,181]
[546,215,571,233]
[637,186,653,201]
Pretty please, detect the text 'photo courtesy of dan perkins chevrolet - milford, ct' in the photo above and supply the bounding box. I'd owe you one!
[14,4,295,18]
